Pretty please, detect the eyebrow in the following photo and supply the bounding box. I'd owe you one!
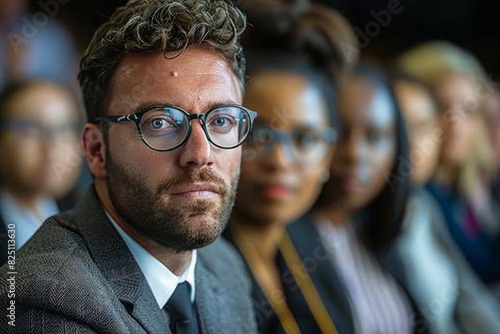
[207,100,241,110]
[133,100,241,114]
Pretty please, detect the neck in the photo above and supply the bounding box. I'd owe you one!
[230,216,285,266]
[433,162,459,187]
[139,242,192,276]
[229,215,285,298]
[94,181,192,276]
[4,185,45,219]
[314,205,351,227]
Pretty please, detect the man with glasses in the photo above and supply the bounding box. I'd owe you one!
[0,0,258,333]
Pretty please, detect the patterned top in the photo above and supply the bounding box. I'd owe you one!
[316,220,413,334]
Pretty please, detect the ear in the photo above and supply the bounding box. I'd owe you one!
[83,123,107,179]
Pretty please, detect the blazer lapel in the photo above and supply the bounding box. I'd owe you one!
[70,187,170,334]
[286,216,356,334]
[194,259,225,334]
[194,248,255,334]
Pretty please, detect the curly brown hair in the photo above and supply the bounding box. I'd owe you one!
[78,0,246,122]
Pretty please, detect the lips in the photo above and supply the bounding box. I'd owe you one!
[169,182,221,200]
[338,173,368,193]
[264,185,294,199]
[253,180,297,200]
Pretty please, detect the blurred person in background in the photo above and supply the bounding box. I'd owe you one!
[0,0,259,332]
[0,0,78,90]
[386,71,500,333]
[0,80,82,265]
[483,86,500,208]
[482,85,500,302]
[288,65,425,334]
[224,1,358,333]
[397,42,500,287]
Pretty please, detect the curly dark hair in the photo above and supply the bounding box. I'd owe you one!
[239,0,357,132]
[78,0,247,122]
[240,0,357,80]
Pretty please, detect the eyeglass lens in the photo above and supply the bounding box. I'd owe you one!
[245,125,334,165]
[139,106,251,150]
[1,119,78,140]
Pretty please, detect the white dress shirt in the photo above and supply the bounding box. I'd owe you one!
[106,211,197,309]
[0,189,59,249]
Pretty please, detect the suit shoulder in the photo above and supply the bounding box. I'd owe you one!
[3,214,85,273]
[0,214,107,306]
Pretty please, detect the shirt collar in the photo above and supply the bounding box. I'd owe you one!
[105,211,197,309]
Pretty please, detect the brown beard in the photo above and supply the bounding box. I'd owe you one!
[106,152,239,250]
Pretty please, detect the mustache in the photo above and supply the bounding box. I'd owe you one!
[156,169,229,196]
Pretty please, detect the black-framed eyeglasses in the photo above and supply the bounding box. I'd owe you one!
[93,104,258,151]
[0,118,79,140]
[244,124,337,167]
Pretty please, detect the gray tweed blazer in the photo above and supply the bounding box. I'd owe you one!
[0,186,257,334]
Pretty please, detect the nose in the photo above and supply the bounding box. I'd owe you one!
[262,138,293,171]
[339,132,361,166]
[39,127,61,149]
[178,120,214,168]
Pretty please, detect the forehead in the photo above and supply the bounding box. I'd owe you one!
[107,48,242,114]
[243,71,328,129]
[437,74,476,102]
[4,84,77,122]
[395,80,437,122]
[339,76,394,128]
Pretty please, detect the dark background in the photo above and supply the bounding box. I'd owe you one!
[33,0,500,81]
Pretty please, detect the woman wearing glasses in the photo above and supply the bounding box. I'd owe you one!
[223,1,356,333]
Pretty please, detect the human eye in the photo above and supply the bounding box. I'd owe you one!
[141,110,180,137]
[293,129,324,150]
[11,120,41,137]
[207,113,237,134]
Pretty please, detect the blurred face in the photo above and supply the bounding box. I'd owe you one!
[0,0,26,23]
[437,74,480,167]
[484,89,500,170]
[86,48,243,250]
[394,80,441,185]
[324,75,396,212]
[235,72,334,225]
[0,84,80,197]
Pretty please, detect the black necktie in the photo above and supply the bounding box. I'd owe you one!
[165,282,200,334]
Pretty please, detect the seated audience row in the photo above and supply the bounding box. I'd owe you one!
[225,2,500,334]
[1,1,500,334]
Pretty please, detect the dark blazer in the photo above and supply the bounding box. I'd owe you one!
[287,215,430,334]
[380,189,500,334]
[223,228,356,334]
[0,186,257,334]
[425,182,500,284]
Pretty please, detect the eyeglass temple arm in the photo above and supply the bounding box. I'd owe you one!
[247,110,258,121]
[326,129,337,142]
[94,114,139,123]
